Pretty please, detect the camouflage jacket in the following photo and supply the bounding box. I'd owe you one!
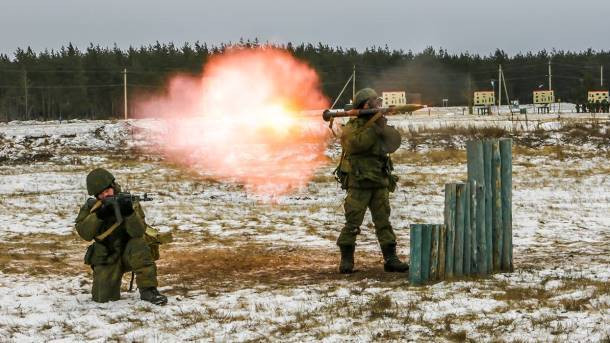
[339,115,393,189]
[75,199,147,251]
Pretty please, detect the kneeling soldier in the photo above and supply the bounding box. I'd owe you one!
[75,168,167,305]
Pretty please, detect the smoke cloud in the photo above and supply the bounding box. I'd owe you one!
[134,47,331,195]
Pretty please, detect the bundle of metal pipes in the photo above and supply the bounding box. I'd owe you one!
[409,139,513,285]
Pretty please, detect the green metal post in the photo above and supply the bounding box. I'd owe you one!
[469,179,480,275]
[430,224,440,281]
[471,181,487,275]
[467,140,486,275]
[463,181,472,275]
[491,140,503,271]
[444,184,456,278]
[500,138,513,272]
[438,224,447,278]
[409,224,422,285]
[454,183,466,277]
[421,224,432,282]
[483,140,493,274]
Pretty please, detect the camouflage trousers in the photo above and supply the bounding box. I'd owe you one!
[336,187,397,247]
[91,237,158,303]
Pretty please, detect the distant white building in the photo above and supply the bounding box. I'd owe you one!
[588,91,609,102]
[533,90,555,104]
[473,91,495,106]
[381,91,406,107]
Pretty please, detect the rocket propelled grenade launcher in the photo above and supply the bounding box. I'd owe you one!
[322,104,425,122]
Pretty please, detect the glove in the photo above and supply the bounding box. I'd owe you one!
[118,195,134,216]
[95,202,114,220]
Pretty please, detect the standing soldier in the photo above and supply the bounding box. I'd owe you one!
[75,168,168,305]
[334,88,409,274]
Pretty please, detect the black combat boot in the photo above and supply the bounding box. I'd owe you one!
[140,287,168,305]
[339,245,355,274]
[381,244,409,272]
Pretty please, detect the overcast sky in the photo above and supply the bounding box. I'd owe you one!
[1,0,609,57]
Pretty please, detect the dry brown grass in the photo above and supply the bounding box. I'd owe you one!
[514,162,610,182]
[492,286,550,302]
[370,329,405,341]
[367,293,396,319]
[399,125,509,153]
[560,121,610,144]
[397,119,608,155]
[487,276,609,316]
[0,230,410,296]
[559,297,591,312]
[393,149,467,166]
[446,329,469,342]
[158,239,406,294]
[0,233,88,277]
[513,144,609,161]
[514,145,563,159]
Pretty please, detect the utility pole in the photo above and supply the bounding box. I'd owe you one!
[501,68,511,115]
[352,65,356,101]
[24,70,28,120]
[498,65,503,110]
[468,73,473,114]
[123,68,128,120]
[601,65,604,87]
[330,73,354,109]
[548,60,552,90]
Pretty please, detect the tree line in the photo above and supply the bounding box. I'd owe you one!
[1,40,609,121]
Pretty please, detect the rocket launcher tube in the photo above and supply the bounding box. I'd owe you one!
[322,104,425,122]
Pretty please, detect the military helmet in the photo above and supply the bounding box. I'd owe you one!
[86,168,115,196]
[353,88,378,109]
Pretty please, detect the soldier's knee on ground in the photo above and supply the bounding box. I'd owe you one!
[91,262,123,303]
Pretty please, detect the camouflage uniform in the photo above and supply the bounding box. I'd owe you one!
[337,115,397,247]
[75,168,166,304]
[335,88,408,274]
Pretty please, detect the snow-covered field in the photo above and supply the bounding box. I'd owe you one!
[0,111,609,342]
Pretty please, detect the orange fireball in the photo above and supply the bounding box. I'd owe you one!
[134,47,331,195]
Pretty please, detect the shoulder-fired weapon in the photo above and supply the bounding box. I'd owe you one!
[322,104,425,122]
[89,192,153,241]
